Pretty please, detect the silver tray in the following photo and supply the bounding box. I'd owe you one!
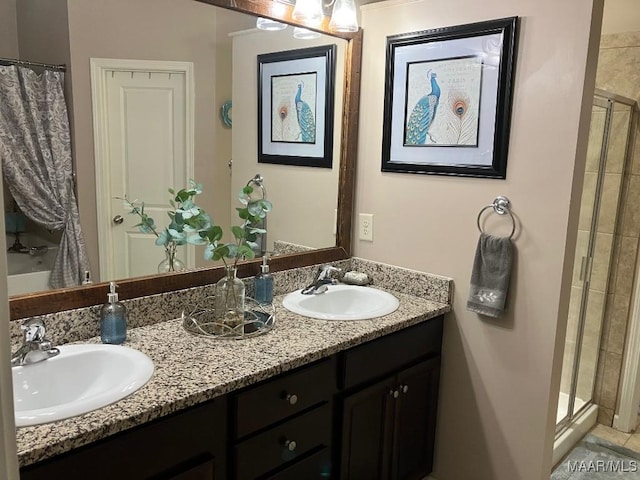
[182,296,275,340]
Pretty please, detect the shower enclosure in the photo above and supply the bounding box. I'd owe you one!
[556,89,637,454]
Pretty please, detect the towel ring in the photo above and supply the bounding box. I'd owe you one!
[476,196,516,239]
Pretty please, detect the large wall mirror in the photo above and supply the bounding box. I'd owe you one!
[7,0,361,319]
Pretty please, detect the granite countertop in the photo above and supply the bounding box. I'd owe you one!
[16,289,449,468]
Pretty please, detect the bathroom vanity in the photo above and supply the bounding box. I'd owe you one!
[15,285,448,480]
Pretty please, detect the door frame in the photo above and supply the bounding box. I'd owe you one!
[608,96,639,433]
[615,249,640,433]
[0,179,19,479]
[90,58,195,280]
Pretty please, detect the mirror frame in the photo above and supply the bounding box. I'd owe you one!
[9,0,362,320]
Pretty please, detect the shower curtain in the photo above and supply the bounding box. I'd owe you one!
[0,65,90,288]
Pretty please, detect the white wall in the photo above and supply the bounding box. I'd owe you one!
[231,29,345,250]
[356,0,602,478]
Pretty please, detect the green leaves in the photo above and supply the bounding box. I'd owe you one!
[118,179,271,270]
[118,180,213,259]
[201,183,272,267]
[237,244,255,259]
[231,225,245,240]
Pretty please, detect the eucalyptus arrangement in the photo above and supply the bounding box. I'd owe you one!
[119,180,211,273]
[200,185,272,329]
[201,185,272,266]
[122,180,272,331]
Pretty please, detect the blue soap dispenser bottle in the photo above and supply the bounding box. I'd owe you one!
[100,281,127,344]
[254,254,274,304]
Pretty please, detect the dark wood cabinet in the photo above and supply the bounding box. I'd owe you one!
[20,398,227,480]
[163,456,216,480]
[340,376,396,479]
[339,359,441,480]
[338,319,443,480]
[392,358,441,480]
[231,358,335,479]
[19,316,443,480]
[264,448,332,480]
[233,358,334,440]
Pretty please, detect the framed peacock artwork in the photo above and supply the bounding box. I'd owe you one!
[257,45,337,168]
[381,17,518,178]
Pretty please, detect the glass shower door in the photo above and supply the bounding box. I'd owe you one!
[557,101,608,427]
[557,96,632,431]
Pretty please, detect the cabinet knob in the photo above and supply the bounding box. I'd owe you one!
[401,384,409,394]
[283,439,297,451]
[284,393,298,405]
[390,390,399,399]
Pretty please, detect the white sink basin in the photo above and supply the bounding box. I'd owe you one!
[13,344,154,427]
[282,284,400,320]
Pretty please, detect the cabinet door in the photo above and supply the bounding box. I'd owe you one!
[392,357,441,480]
[340,376,396,480]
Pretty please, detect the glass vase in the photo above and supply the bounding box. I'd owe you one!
[157,244,185,273]
[214,265,245,331]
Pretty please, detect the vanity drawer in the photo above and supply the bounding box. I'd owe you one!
[340,316,443,390]
[265,447,331,480]
[234,404,331,479]
[233,358,334,438]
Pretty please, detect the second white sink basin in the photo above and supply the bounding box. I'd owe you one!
[13,344,154,427]
[282,284,400,320]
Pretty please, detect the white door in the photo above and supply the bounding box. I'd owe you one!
[91,59,194,281]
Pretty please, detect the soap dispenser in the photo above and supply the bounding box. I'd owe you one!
[100,281,127,344]
[254,254,274,304]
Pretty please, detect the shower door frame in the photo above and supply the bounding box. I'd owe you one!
[557,88,636,435]
[557,94,612,434]
[613,98,640,433]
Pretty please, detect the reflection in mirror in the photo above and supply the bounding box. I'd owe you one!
[0,0,362,319]
[3,0,346,299]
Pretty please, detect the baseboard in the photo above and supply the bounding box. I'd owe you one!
[613,412,639,433]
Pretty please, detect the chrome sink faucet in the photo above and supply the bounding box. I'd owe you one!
[302,265,342,295]
[11,319,60,367]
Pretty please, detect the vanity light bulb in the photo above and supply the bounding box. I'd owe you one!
[256,17,288,31]
[292,0,324,25]
[293,27,322,39]
[329,0,358,32]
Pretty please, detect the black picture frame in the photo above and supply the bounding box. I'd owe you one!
[381,17,518,178]
[258,44,337,169]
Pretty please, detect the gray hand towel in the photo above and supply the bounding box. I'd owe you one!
[467,233,513,318]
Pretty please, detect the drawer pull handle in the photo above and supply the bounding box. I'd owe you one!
[284,393,298,405]
[401,384,409,394]
[283,439,297,451]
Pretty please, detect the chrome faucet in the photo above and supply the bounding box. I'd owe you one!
[302,265,342,295]
[11,319,60,367]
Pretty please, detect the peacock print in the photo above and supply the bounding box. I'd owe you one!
[405,71,441,145]
[295,82,316,143]
[444,90,478,145]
